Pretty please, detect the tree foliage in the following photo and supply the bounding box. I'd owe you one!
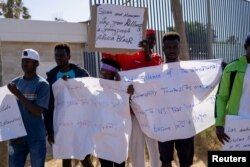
[168,21,217,57]
[0,0,31,19]
[226,35,239,44]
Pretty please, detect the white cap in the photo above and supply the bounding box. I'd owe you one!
[21,49,40,62]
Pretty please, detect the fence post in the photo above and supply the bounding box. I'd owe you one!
[171,0,190,60]
[207,0,213,59]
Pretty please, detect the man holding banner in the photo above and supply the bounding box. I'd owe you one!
[103,29,162,167]
[103,29,162,71]
[7,49,50,167]
[215,33,250,145]
[158,32,194,167]
[45,43,93,167]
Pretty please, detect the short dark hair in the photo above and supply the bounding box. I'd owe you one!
[55,43,70,55]
[101,58,121,71]
[162,32,180,43]
[245,34,250,46]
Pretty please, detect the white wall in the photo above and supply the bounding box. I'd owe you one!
[0,18,88,43]
[0,19,89,84]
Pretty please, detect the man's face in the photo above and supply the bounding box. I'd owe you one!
[146,34,156,50]
[100,69,115,80]
[55,48,70,66]
[21,58,38,73]
[163,39,180,62]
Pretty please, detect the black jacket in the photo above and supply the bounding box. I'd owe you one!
[44,64,89,137]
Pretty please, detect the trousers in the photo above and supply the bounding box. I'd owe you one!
[129,115,161,167]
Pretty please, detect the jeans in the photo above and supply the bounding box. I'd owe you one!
[9,139,46,167]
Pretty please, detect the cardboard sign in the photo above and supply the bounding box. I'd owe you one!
[223,115,250,151]
[0,86,26,142]
[87,4,148,54]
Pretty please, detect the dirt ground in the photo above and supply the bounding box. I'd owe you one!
[34,151,207,167]
[40,158,206,167]
[25,126,221,167]
[40,155,207,167]
[25,144,209,167]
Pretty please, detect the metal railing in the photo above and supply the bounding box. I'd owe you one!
[83,0,250,76]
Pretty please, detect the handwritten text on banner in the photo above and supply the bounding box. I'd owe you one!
[119,59,222,142]
[52,78,131,163]
[95,4,145,49]
[223,115,250,151]
[0,86,27,142]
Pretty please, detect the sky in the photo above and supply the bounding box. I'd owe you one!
[22,0,91,22]
[11,0,250,42]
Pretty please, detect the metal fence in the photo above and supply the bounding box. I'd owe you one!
[84,0,250,77]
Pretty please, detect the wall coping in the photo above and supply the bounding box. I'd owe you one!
[0,18,88,43]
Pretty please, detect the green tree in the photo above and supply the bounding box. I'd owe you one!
[185,21,208,55]
[226,35,239,44]
[0,0,31,85]
[168,21,217,58]
[0,0,31,19]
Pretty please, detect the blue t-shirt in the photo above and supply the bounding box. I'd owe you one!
[12,75,50,141]
[56,69,75,80]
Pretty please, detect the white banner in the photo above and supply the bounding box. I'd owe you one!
[223,115,250,150]
[52,78,131,163]
[119,59,222,142]
[95,4,145,49]
[0,86,27,142]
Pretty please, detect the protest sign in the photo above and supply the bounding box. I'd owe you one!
[52,77,131,163]
[87,4,148,54]
[0,86,26,142]
[119,59,222,142]
[223,115,250,151]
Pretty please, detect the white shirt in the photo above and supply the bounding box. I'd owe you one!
[238,64,250,116]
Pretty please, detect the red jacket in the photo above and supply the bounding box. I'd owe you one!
[102,51,163,71]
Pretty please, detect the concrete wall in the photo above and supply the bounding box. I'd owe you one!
[0,41,84,85]
[0,18,89,85]
[0,18,87,43]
